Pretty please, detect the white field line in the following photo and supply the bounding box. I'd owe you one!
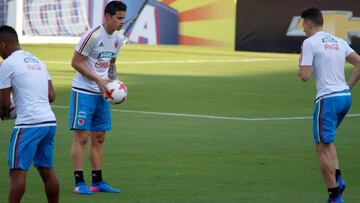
[43,58,290,65]
[51,105,360,121]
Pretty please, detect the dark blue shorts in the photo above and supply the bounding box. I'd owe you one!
[313,90,351,144]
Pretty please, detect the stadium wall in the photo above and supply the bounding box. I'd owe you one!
[235,0,360,53]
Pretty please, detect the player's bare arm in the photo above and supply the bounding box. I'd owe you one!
[71,51,107,96]
[346,52,360,89]
[298,66,312,81]
[0,87,11,118]
[48,80,56,103]
[108,58,118,80]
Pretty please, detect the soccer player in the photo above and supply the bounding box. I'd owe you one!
[298,7,360,203]
[0,25,59,203]
[69,1,127,194]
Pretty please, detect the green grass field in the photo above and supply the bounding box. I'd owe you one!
[0,44,359,203]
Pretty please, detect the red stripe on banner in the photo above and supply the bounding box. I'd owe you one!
[161,0,177,5]
[15,128,24,169]
[179,35,226,46]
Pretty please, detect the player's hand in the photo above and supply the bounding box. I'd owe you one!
[95,78,108,99]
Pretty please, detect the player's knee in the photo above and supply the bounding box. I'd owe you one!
[315,142,331,155]
[95,135,105,144]
[75,138,88,146]
[315,143,324,155]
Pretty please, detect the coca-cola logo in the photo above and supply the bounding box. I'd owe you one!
[95,60,110,69]
[325,43,340,50]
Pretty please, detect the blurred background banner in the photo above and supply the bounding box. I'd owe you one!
[0,0,236,48]
[235,0,360,53]
[0,0,6,25]
[162,0,235,48]
[87,0,236,47]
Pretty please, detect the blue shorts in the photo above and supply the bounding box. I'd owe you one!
[313,91,351,144]
[8,126,56,171]
[68,89,111,131]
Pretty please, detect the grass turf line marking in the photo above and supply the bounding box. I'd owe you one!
[52,105,360,121]
[44,58,290,65]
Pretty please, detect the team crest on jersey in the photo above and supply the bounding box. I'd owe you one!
[114,41,119,48]
[78,118,85,126]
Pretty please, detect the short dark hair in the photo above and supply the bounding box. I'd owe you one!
[105,1,127,16]
[0,25,19,42]
[301,7,323,26]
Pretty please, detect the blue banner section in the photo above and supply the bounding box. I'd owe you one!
[122,0,178,45]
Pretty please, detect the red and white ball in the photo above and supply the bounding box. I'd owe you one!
[106,80,127,104]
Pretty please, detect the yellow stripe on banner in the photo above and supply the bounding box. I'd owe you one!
[317,101,321,143]
[170,0,224,12]
[72,92,79,129]
[11,128,21,168]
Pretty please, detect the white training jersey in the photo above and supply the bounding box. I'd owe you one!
[299,31,354,98]
[72,25,124,94]
[0,50,56,127]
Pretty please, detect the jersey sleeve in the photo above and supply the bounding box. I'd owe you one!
[0,61,14,89]
[46,67,52,80]
[342,39,355,57]
[299,39,313,67]
[75,27,100,56]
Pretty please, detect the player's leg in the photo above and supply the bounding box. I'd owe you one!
[316,143,337,188]
[38,168,59,203]
[71,130,93,194]
[333,94,352,194]
[89,96,120,193]
[33,126,59,202]
[88,131,105,171]
[71,130,90,172]
[8,170,27,203]
[7,128,42,202]
[313,96,350,202]
[68,89,97,194]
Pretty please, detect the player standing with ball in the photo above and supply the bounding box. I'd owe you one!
[68,1,127,195]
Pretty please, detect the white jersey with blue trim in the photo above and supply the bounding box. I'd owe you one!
[0,50,56,127]
[72,25,124,94]
[299,31,354,99]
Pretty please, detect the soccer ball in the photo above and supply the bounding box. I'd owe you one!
[106,80,127,104]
